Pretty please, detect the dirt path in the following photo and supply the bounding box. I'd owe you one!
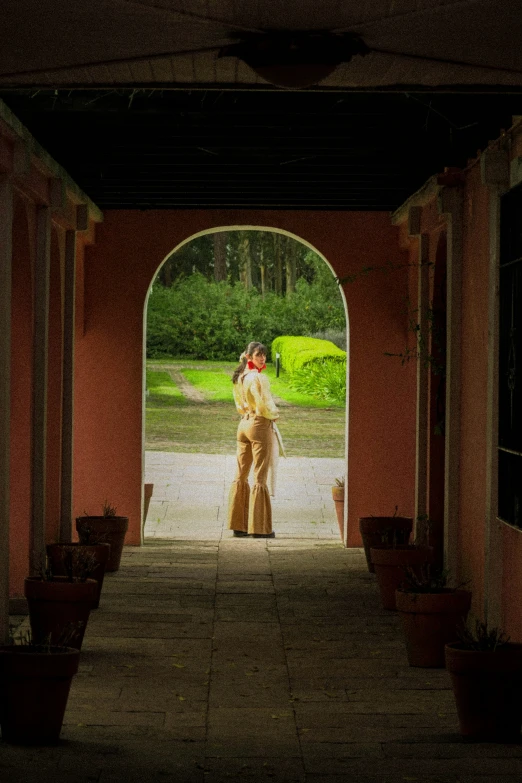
[167,368,206,402]
[148,364,207,402]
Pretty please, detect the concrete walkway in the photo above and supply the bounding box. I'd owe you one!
[144,452,344,540]
[4,538,522,783]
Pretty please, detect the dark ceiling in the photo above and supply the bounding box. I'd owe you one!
[2,88,521,211]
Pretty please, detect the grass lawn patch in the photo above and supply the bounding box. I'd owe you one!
[182,369,233,402]
[145,359,345,457]
[146,370,184,400]
[148,359,340,408]
[264,366,344,409]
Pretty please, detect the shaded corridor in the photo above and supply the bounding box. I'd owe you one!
[5,540,522,782]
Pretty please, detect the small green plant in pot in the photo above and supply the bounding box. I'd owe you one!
[76,501,129,572]
[445,619,522,741]
[395,565,471,667]
[24,552,98,651]
[369,516,433,611]
[0,629,81,744]
[46,540,110,609]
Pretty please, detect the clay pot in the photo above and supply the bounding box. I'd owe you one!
[0,645,80,744]
[369,545,433,610]
[359,516,413,572]
[144,483,154,522]
[24,576,97,650]
[445,642,522,741]
[332,486,345,542]
[396,589,472,667]
[46,542,111,608]
[75,515,129,571]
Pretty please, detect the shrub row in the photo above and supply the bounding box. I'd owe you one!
[147,273,345,360]
[289,360,346,403]
[271,336,346,374]
[271,336,347,403]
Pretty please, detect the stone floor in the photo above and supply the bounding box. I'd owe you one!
[4,538,522,783]
[4,454,522,781]
[144,452,344,540]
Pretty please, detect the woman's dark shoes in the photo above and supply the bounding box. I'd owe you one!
[233,530,250,537]
[252,532,276,538]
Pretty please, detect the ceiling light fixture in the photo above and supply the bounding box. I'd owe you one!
[218,31,369,89]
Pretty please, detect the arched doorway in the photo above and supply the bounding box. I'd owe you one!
[142,226,349,543]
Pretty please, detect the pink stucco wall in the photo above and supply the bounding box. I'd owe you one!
[73,210,416,550]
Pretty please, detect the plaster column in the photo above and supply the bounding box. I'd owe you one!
[408,206,430,533]
[438,186,464,579]
[0,179,13,643]
[31,206,50,575]
[481,148,510,626]
[59,229,77,542]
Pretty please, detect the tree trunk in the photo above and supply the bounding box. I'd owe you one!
[259,242,266,298]
[274,234,283,295]
[239,234,253,289]
[158,258,173,287]
[213,231,227,282]
[285,239,296,296]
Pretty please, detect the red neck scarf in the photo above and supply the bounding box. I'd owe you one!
[247,360,266,372]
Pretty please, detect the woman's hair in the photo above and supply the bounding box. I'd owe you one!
[232,341,267,383]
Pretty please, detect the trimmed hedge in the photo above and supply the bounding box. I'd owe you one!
[272,336,346,374]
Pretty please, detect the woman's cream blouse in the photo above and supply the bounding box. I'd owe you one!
[233,370,279,421]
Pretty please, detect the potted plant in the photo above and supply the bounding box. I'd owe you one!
[24,553,98,651]
[46,541,110,609]
[370,542,433,610]
[359,510,413,572]
[331,477,345,541]
[0,630,80,744]
[445,619,522,741]
[76,501,129,572]
[395,565,471,667]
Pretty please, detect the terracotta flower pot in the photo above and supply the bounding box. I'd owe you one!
[0,645,80,744]
[24,576,97,650]
[46,542,111,609]
[75,515,129,571]
[396,589,472,667]
[359,516,413,572]
[370,545,433,610]
[332,486,345,542]
[445,642,522,741]
[144,483,154,521]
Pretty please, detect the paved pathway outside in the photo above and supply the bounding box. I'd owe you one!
[144,452,344,540]
[5,539,522,783]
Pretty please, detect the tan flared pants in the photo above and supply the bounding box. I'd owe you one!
[228,415,273,535]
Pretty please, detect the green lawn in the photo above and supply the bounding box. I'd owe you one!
[182,369,233,402]
[146,370,184,400]
[145,359,345,458]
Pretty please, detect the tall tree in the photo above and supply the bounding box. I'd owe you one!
[238,233,253,289]
[213,231,227,282]
[273,233,283,295]
[258,237,266,297]
[285,237,297,296]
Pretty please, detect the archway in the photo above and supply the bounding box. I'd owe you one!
[74,208,414,553]
[142,226,349,543]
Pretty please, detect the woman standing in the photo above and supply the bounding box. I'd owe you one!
[228,341,279,538]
